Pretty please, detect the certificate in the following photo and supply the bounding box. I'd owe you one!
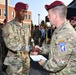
[30,55,47,62]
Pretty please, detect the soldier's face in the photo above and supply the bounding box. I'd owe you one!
[70,20,76,26]
[16,9,27,20]
[48,9,56,25]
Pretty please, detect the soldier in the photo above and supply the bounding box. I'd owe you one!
[2,2,31,75]
[32,25,41,46]
[69,16,76,30]
[0,23,8,75]
[32,1,76,75]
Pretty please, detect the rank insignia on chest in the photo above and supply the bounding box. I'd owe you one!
[58,42,66,52]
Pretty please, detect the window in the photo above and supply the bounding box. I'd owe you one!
[28,25,30,29]
[4,9,6,16]
[25,14,31,20]
[28,15,30,20]
[0,9,1,16]
[25,14,27,19]
[12,11,14,18]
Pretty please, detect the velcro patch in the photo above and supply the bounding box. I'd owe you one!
[58,42,66,52]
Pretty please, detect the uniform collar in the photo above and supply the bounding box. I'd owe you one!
[54,21,69,34]
[13,18,24,27]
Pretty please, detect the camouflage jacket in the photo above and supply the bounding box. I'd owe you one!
[2,18,31,66]
[43,21,76,75]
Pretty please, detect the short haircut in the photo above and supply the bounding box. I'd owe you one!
[52,5,67,19]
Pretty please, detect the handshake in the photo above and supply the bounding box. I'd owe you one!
[30,45,42,55]
[30,45,47,62]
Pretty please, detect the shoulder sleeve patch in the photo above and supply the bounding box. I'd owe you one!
[58,42,66,52]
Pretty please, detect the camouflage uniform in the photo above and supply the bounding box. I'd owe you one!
[32,27,41,46]
[2,18,31,75]
[43,21,76,75]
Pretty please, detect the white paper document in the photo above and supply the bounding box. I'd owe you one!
[30,55,47,62]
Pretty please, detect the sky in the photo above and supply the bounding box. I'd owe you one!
[10,0,73,25]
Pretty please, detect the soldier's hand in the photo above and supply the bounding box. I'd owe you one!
[38,59,46,66]
[30,45,42,55]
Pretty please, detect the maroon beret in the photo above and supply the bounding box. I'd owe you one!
[14,2,28,11]
[70,16,76,22]
[45,1,65,11]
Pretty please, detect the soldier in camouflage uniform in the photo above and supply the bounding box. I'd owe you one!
[36,1,76,75]
[2,2,31,75]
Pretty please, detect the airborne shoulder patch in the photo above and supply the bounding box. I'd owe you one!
[58,40,66,52]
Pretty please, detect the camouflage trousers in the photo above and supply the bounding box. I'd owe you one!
[5,52,30,75]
